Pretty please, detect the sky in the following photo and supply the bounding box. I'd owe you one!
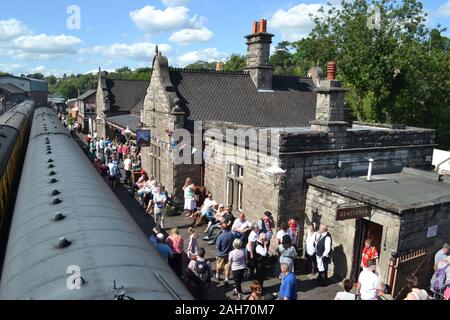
[0,0,449,77]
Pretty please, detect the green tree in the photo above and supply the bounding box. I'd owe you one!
[270,41,296,75]
[223,54,247,72]
[45,75,57,85]
[287,0,450,149]
[185,61,217,70]
[26,73,44,80]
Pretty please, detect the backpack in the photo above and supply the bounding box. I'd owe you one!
[194,260,210,285]
[105,148,111,156]
[431,264,449,292]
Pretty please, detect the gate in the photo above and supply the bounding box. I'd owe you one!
[386,247,434,300]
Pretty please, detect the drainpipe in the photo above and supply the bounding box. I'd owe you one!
[367,159,374,182]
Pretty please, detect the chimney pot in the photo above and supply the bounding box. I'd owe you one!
[252,21,259,34]
[259,19,267,33]
[327,61,337,80]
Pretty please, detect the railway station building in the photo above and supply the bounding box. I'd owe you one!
[138,20,436,236]
[94,70,148,139]
[306,168,450,295]
[0,75,47,107]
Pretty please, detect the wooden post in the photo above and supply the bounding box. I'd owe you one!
[386,252,399,297]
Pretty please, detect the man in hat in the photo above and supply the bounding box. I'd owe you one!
[257,211,274,247]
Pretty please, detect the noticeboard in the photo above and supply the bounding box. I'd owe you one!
[136,129,151,147]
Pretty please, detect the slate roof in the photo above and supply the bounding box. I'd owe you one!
[169,69,317,128]
[130,96,145,115]
[77,89,96,101]
[106,114,141,133]
[308,168,450,214]
[106,80,148,115]
[0,83,26,94]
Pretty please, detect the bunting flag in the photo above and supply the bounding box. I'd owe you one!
[192,147,198,155]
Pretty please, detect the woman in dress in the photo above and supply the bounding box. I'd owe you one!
[183,177,196,217]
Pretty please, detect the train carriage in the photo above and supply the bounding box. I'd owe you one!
[0,107,192,300]
[0,100,34,227]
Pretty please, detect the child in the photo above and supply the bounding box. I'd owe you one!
[187,227,199,259]
[288,217,300,248]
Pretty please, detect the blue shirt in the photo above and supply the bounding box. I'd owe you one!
[149,235,157,246]
[279,272,297,300]
[216,230,235,257]
[155,243,173,262]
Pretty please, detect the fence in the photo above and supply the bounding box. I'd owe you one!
[386,247,434,300]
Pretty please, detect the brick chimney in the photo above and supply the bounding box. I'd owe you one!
[245,19,274,90]
[310,61,351,133]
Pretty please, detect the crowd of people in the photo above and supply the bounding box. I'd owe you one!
[60,113,449,301]
[333,242,450,300]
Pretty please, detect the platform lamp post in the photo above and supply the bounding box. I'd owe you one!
[124,126,133,142]
[265,161,286,187]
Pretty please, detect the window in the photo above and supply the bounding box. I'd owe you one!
[226,163,244,212]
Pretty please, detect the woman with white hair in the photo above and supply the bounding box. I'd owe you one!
[228,238,247,299]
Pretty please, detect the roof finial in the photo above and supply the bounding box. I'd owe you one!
[155,45,159,56]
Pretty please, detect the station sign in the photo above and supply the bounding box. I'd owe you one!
[336,206,371,221]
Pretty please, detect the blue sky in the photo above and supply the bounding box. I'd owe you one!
[0,0,449,76]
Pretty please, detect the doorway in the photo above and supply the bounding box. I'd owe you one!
[351,219,383,281]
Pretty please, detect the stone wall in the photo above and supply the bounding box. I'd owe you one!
[141,53,202,203]
[204,135,280,226]
[398,206,450,254]
[304,185,401,282]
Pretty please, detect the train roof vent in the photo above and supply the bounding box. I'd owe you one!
[0,132,6,138]
[50,178,58,184]
[48,164,55,169]
[52,197,62,205]
[48,159,54,163]
[47,151,52,154]
[51,189,60,196]
[57,237,71,249]
[54,212,66,221]
[49,171,56,176]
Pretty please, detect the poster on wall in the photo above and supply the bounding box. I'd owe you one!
[136,129,151,147]
[427,225,438,238]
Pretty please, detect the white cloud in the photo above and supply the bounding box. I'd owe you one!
[13,34,82,54]
[438,1,450,17]
[169,27,213,45]
[162,0,190,7]
[176,48,227,66]
[130,6,190,33]
[270,3,324,41]
[82,42,171,61]
[0,19,30,41]
[0,63,25,73]
[30,65,46,74]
